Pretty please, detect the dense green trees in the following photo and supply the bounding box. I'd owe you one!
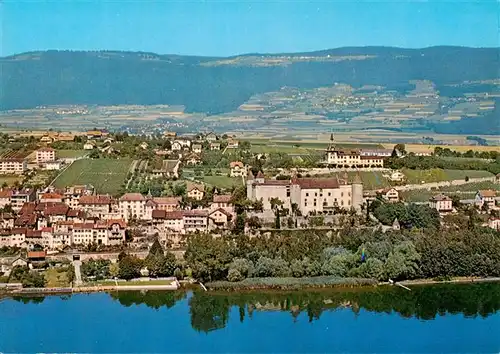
[144,240,177,278]
[9,266,46,288]
[184,225,500,283]
[373,202,440,229]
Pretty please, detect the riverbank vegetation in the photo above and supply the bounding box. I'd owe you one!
[184,221,500,285]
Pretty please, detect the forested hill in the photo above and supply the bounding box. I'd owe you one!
[0,47,498,113]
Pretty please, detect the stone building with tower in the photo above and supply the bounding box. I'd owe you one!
[246,171,363,215]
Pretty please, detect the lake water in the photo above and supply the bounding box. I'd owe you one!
[1,283,499,353]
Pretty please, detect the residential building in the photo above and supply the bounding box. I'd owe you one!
[227,139,239,149]
[152,210,184,234]
[152,197,181,212]
[205,132,218,142]
[39,192,64,203]
[171,142,182,151]
[184,154,201,166]
[210,143,221,151]
[183,210,208,233]
[209,208,232,229]
[429,194,453,213]
[325,138,384,168]
[83,142,96,150]
[72,219,126,246]
[0,155,27,174]
[36,148,56,164]
[379,188,400,203]
[192,144,202,154]
[388,171,405,182]
[10,189,36,212]
[359,149,393,158]
[44,160,63,170]
[78,195,114,218]
[488,217,500,231]
[475,190,497,208]
[0,188,13,209]
[152,160,180,178]
[119,193,147,221]
[187,182,205,201]
[230,161,246,177]
[211,194,233,212]
[139,142,149,150]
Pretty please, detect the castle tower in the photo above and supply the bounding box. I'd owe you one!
[246,170,254,200]
[351,173,363,212]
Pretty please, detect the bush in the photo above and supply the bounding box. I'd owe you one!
[227,269,243,282]
[254,257,290,277]
[206,276,377,291]
[173,268,183,280]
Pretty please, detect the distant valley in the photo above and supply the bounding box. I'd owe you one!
[0,46,499,136]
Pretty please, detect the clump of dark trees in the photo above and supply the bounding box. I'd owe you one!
[184,206,500,283]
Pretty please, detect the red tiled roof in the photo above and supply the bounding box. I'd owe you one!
[27,251,46,259]
[14,215,37,227]
[293,178,339,189]
[119,193,146,202]
[39,193,63,200]
[256,171,265,179]
[213,195,232,203]
[430,194,452,202]
[19,202,36,215]
[79,195,113,205]
[183,209,208,217]
[152,209,167,219]
[37,147,55,152]
[43,204,69,216]
[230,161,244,168]
[0,212,15,219]
[40,227,53,233]
[153,197,181,205]
[11,227,27,235]
[73,223,96,230]
[165,211,184,220]
[209,208,232,217]
[187,182,205,192]
[0,188,13,198]
[479,190,497,198]
[26,230,42,238]
[107,219,126,228]
[254,180,290,186]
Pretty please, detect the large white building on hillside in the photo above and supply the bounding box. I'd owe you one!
[246,171,363,215]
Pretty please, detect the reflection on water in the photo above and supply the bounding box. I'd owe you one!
[111,282,500,332]
[7,282,500,333]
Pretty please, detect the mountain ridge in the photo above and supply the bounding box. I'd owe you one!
[1,46,499,114]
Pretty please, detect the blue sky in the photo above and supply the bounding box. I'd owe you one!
[1,0,499,57]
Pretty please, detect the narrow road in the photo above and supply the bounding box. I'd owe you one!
[73,260,83,286]
[125,160,140,190]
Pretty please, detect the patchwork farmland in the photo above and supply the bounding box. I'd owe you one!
[52,158,134,195]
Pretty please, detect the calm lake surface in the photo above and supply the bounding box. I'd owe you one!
[1,283,500,353]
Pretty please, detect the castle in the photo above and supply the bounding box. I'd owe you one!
[246,171,363,215]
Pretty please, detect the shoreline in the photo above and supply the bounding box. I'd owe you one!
[2,276,500,297]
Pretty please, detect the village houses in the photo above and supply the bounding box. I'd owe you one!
[429,194,453,213]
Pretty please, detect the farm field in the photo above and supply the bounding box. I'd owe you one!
[401,168,493,184]
[248,139,383,153]
[52,158,133,195]
[56,150,88,158]
[383,143,500,154]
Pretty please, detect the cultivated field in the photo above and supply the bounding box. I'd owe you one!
[53,158,133,195]
[401,169,493,184]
